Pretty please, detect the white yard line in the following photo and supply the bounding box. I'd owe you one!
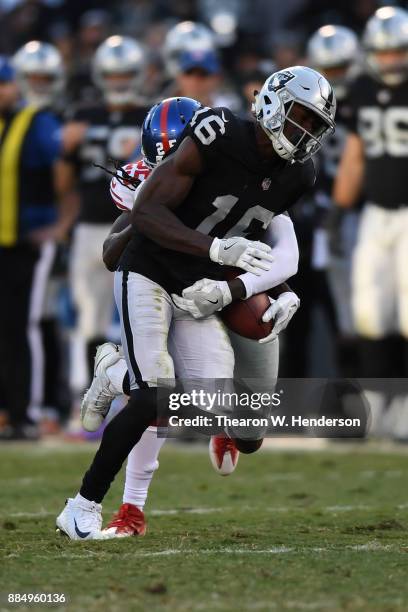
[4,509,53,518]
[324,504,373,512]
[3,500,408,521]
[31,542,404,560]
[0,476,43,485]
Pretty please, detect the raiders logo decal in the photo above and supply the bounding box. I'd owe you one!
[268,70,295,92]
[262,177,271,191]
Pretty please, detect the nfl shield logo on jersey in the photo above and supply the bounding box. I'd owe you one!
[262,177,271,191]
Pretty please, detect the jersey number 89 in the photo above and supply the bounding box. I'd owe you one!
[359,107,408,157]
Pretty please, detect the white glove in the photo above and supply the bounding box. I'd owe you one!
[172,278,232,319]
[259,291,300,344]
[209,236,273,276]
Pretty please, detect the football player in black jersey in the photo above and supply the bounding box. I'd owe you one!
[79,97,301,537]
[334,7,408,433]
[62,35,149,384]
[281,25,361,378]
[56,66,336,540]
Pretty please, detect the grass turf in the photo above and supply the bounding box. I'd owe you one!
[1,441,408,611]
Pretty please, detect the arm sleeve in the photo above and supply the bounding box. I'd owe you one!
[61,107,85,164]
[238,214,299,298]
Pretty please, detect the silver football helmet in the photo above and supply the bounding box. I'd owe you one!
[307,26,360,98]
[363,6,408,85]
[307,25,359,69]
[163,21,215,77]
[93,35,146,105]
[12,41,65,108]
[253,66,336,164]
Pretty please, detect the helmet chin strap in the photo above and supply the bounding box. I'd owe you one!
[272,137,292,161]
[259,121,293,162]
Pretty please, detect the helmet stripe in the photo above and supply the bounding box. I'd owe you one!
[160,99,171,153]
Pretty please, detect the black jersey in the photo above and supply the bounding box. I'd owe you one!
[119,107,315,294]
[315,96,352,198]
[347,73,408,208]
[65,104,148,224]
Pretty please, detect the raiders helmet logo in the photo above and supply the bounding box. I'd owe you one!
[262,177,271,191]
[268,70,295,92]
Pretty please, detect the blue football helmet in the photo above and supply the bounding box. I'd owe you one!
[141,96,201,168]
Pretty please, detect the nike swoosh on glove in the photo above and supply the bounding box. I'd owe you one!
[172,279,232,319]
[209,237,274,275]
[259,291,300,344]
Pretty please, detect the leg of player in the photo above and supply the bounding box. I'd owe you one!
[70,224,115,385]
[56,272,175,540]
[351,205,395,435]
[80,342,127,431]
[80,341,167,536]
[392,210,408,439]
[227,331,279,454]
[169,308,237,476]
[102,426,166,537]
[94,306,235,539]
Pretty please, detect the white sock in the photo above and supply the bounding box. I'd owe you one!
[74,492,94,506]
[106,358,128,395]
[123,426,166,510]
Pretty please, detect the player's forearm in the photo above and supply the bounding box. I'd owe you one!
[56,193,79,236]
[103,225,133,271]
[237,215,299,298]
[238,251,298,298]
[333,134,364,208]
[133,202,212,256]
[131,141,212,256]
[333,166,364,208]
[268,282,292,299]
[227,277,293,303]
[131,159,211,256]
[53,160,80,237]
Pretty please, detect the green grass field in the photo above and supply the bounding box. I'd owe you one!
[1,440,408,612]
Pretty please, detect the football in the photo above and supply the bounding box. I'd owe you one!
[220,269,274,340]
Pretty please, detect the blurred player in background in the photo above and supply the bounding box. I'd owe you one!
[334,7,408,433]
[14,41,77,432]
[306,25,361,377]
[161,21,240,111]
[62,35,149,386]
[0,43,74,440]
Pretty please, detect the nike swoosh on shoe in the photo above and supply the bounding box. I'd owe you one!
[74,518,91,539]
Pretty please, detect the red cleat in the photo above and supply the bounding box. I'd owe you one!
[209,434,239,476]
[103,503,147,537]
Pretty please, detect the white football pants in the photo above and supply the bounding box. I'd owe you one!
[114,271,235,388]
[70,223,115,341]
[352,204,408,339]
[116,271,279,510]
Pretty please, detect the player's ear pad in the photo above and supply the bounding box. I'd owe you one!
[233,438,263,454]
